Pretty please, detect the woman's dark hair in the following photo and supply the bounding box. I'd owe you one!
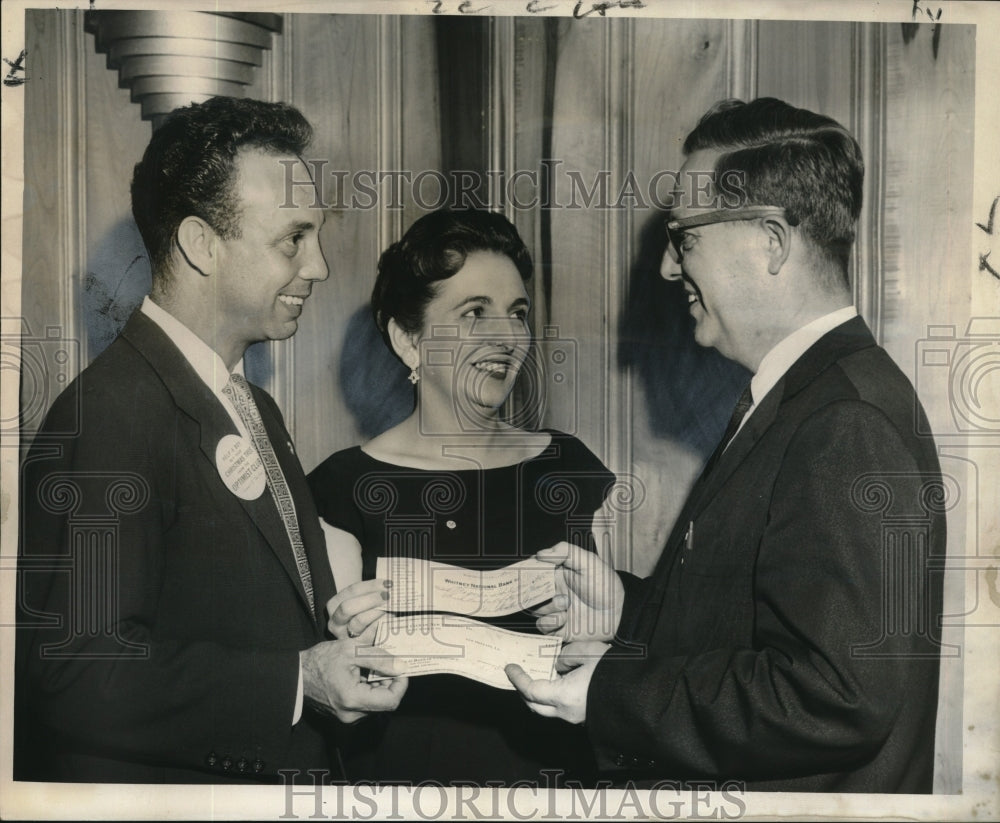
[371,209,533,349]
[131,96,313,275]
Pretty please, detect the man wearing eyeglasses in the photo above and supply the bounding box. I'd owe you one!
[508,97,945,793]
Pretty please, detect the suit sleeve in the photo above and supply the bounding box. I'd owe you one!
[18,380,303,774]
[585,400,931,779]
[613,570,652,643]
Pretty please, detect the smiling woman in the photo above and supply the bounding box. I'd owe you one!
[307,209,615,786]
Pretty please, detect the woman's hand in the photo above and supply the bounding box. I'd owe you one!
[326,578,392,640]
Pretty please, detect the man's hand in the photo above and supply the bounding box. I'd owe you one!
[530,542,623,642]
[326,578,391,640]
[505,641,610,725]
[300,639,407,724]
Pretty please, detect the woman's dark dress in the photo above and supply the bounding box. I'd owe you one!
[307,430,615,786]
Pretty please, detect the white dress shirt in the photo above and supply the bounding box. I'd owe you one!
[735,305,859,437]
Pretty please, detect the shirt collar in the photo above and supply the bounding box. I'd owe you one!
[750,305,858,408]
[140,296,245,395]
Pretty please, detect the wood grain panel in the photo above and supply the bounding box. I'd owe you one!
[756,21,855,126]
[881,22,975,797]
[545,17,618,468]
[287,15,440,472]
[20,10,88,437]
[286,14,381,471]
[882,22,975,382]
[624,18,740,574]
[399,16,441,236]
[510,15,549,314]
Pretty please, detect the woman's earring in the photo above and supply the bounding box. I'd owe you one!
[408,366,420,385]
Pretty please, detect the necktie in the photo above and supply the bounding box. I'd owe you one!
[223,373,315,613]
[700,384,754,479]
[719,384,754,449]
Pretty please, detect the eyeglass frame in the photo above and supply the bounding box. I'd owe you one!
[665,206,792,263]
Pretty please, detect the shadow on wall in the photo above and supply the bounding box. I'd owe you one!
[82,214,751,456]
[619,213,750,458]
[84,217,276,385]
[338,305,414,440]
[337,212,753,450]
[83,219,151,361]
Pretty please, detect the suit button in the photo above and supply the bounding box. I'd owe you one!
[221,757,233,771]
[253,759,265,774]
[205,752,218,768]
[236,758,248,773]
[630,756,641,767]
[614,754,626,767]
[647,759,656,768]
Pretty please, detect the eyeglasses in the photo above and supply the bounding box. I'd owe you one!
[665,206,789,263]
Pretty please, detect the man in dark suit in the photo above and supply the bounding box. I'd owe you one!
[508,98,946,793]
[15,97,406,783]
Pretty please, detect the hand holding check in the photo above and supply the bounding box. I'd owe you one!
[528,542,624,643]
[300,638,408,724]
[506,542,622,723]
[326,578,391,640]
[505,641,610,724]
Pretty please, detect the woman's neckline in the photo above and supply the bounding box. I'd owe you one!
[358,429,557,471]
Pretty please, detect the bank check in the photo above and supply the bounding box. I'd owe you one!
[375,555,558,618]
[370,613,561,690]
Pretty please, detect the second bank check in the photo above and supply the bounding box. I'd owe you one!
[370,557,562,689]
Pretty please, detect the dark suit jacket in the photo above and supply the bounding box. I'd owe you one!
[15,310,338,783]
[587,317,946,793]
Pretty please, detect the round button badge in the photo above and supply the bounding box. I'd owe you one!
[216,434,266,500]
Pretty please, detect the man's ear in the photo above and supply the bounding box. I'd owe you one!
[175,215,217,277]
[387,318,420,369]
[761,215,792,275]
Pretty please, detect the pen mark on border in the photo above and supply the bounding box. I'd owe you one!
[3,50,26,87]
[979,251,999,281]
[573,0,646,19]
[975,196,998,235]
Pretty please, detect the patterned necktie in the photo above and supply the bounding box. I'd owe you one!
[222,373,314,613]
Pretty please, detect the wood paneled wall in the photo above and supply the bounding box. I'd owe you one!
[281,13,441,470]
[20,8,972,794]
[21,10,974,564]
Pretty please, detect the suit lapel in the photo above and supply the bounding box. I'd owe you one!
[121,311,318,618]
[650,316,878,582]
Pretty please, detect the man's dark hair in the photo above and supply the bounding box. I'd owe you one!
[684,97,864,275]
[131,96,313,275]
[371,209,533,350]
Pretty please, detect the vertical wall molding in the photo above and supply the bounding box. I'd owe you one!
[488,16,517,222]
[852,22,886,343]
[64,13,88,365]
[726,18,758,101]
[19,10,89,438]
[605,18,634,567]
[377,15,404,255]
[264,14,296,429]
